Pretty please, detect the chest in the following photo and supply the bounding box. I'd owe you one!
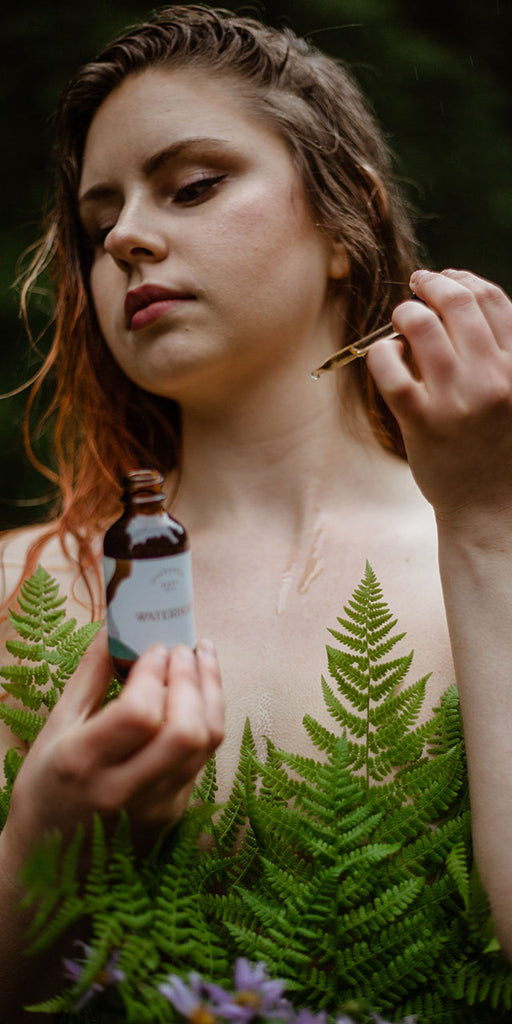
[189,518,454,798]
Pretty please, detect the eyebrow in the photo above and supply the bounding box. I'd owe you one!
[78,136,237,207]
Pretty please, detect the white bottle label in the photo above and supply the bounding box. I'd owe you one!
[103,551,196,662]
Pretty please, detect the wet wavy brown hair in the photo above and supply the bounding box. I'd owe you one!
[9,4,419,614]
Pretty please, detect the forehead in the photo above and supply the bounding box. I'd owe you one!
[80,67,292,187]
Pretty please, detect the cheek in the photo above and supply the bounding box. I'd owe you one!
[212,186,326,291]
[89,262,117,338]
[89,264,104,318]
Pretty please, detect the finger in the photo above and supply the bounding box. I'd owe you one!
[108,645,214,795]
[408,269,497,360]
[391,299,455,388]
[75,644,169,764]
[163,645,210,752]
[196,639,224,748]
[366,334,426,422]
[440,269,512,350]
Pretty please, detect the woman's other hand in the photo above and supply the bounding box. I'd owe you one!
[367,269,512,957]
[2,630,224,864]
[367,268,512,534]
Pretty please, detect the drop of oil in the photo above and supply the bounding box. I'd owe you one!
[298,518,325,595]
[276,564,296,615]
[276,513,326,614]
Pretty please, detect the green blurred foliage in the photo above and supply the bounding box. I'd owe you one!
[1,0,511,529]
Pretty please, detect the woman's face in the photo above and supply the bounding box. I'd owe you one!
[79,68,346,405]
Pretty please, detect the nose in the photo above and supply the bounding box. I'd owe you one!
[104,198,168,268]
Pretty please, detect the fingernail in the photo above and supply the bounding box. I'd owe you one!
[409,268,430,285]
[147,643,169,666]
[197,638,217,657]
[171,644,196,665]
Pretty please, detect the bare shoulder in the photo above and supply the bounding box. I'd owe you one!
[0,522,102,649]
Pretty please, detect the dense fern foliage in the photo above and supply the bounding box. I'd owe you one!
[1,564,512,1022]
[0,568,101,830]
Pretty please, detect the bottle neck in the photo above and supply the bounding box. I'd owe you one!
[123,469,166,509]
[125,493,166,515]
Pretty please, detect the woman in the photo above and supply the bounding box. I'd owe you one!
[1,6,512,1018]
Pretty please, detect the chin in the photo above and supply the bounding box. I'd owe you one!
[128,366,199,402]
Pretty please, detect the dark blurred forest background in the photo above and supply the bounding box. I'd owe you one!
[1,0,511,531]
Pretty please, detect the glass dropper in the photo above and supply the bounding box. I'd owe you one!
[311,322,400,380]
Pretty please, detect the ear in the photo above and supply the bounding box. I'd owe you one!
[327,239,350,281]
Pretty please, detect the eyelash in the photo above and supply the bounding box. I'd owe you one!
[86,173,227,250]
[174,173,227,205]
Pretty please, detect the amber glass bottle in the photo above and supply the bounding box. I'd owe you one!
[103,469,196,682]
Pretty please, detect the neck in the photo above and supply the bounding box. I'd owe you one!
[170,364,409,535]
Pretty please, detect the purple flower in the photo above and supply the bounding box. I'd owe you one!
[62,940,124,1010]
[291,1010,328,1024]
[205,958,293,1022]
[159,971,219,1024]
[158,960,411,1024]
[371,1016,416,1024]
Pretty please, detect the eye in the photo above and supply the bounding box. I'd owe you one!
[91,224,116,249]
[174,174,227,206]
[81,221,116,256]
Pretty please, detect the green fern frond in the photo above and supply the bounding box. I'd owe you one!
[0,704,45,743]
[85,814,109,901]
[0,568,101,755]
[44,618,80,647]
[3,746,24,783]
[5,637,49,661]
[7,607,64,640]
[311,564,437,787]
[6,567,66,649]
[150,809,230,978]
[0,678,46,710]
[211,717,258,853]
[25,992,70,1014]
[193,753,218,806]
[0,661,50,685]
[446,841,471,909]
[0,748,24,828]
[23,826,86,954]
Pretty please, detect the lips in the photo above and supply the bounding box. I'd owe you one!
[124,284,194,330]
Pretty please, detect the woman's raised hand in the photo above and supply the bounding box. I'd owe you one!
[2,631,224,863]
[367,269,512,533]
[368,270,512,959]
